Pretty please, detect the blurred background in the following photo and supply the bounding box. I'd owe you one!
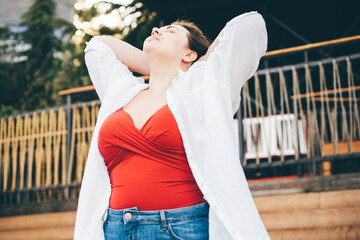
[0,0,360,239]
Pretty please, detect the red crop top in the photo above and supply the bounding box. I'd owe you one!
[98,104,206,210]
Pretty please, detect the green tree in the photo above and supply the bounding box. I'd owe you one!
[0,27,28,116]
[19,0,73,111]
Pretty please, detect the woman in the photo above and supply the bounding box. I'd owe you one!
[74,11,269,240]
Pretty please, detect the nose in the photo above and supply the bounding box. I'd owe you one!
[151,27,160,36]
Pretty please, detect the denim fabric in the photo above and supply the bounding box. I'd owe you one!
[103,202,209,240]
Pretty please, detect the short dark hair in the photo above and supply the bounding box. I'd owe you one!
[171,19,211,62]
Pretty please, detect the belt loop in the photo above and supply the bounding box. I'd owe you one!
[160,210,167,230]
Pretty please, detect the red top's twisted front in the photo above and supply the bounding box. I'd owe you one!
[98,104,206,210]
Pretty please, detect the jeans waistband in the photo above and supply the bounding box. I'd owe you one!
[103,202,209,225]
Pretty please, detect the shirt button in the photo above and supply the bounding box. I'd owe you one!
[124,212,132,220]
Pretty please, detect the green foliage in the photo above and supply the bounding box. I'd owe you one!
[0,0,75,116]
[20,0,60,75]
[0,61,27,116]
[16,0,61,112]
[0,0,159,117]
[0,26,26,116]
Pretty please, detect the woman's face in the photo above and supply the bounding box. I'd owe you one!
[143,24,191,63]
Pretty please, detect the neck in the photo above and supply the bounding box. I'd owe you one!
[147,59,182,95]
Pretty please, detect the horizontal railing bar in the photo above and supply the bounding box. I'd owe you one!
[291,86,360,100]
[72,99,100,108]
[0,100,100,121]
[244,152,360,169]
[0,182,81,194]
[58,85,95,96]
[263,35,360,57]
[312,97,360,102]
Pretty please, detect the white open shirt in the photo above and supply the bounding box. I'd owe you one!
[73,11,270,240]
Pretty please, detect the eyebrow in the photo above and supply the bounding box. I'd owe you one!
[161,25,180,31]
[168,25,180,30]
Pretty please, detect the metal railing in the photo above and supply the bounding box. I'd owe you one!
[238,55,360,173]
[0,35,359,206]
[0,101,99,205]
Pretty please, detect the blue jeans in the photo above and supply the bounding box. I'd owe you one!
[103,202,209,240]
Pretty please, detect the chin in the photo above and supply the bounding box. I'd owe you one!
[143,41,158,53]
[143,44,153,60]
[144,44,182,63]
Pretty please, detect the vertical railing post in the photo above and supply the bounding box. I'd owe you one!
[293,82,302,178]
[304,50,317,176]
[65,94,72,199]
[237,107,244,167]
[0,134,4,206]
[304,50,309,63]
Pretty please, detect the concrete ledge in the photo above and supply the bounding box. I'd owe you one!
[0,199,78,217]
[249,172,360,196]
[269,225,360,240]
[0,211,76,231]
[261,206,360,229]
[254,188,360,213]
[0,226,74,240]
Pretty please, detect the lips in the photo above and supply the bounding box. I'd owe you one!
[148,35,160,41]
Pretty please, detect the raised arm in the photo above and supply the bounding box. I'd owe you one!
[200,11,268,114]
[90,36,150,76]
[84,36,149,101]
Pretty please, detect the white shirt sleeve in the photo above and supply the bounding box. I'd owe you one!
[206,11,268,113]
[84,39,136,101]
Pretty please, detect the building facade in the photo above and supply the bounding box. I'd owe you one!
[0,0,74,27]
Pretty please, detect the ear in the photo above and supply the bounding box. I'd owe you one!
[182,50,197,63]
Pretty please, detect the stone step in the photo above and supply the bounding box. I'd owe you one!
[268,225,360,240]
[261,206,360,230]
[254,188,360,213]
[0,226,73,240]
[0,211,75,231]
